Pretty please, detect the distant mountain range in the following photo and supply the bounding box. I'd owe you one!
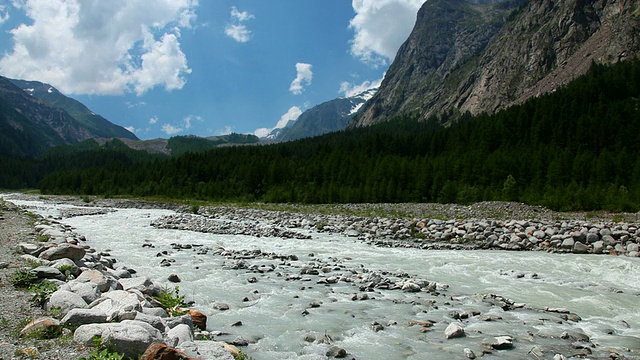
[0,76,137,157]
[352,0,640,127]
[264,88,377,141]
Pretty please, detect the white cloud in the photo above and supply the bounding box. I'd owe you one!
[0,4,9,24]
[349,0,426,66]
[215,126,233,136]
[289,63,313,95]
[148,116,158,125]
[254,106,302,138]
[225,6,254,43]
[161,124,183,135]
[0,0,197,95]
[183,114,202,129]
[339,76,384,97]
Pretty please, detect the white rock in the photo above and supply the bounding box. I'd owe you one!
[444,322,465,339]
[47,290,87,313]
[74,320,163,359]
[61,308,107,327]
[166,323,194,347]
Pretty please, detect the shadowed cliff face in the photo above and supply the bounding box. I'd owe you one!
[353,0,640,127]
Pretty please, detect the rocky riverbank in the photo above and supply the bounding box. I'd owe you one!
[151,203,640,257]
[0,197,240,360]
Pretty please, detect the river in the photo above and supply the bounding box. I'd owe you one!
[6,196,640,359]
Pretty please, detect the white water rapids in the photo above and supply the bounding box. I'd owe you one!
[6,197,640,359]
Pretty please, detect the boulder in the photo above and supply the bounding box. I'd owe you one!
[166,324,194,347]
[74,320,163,359]
[76,269,120,293]
[20,254,50,266]
[39,243,86,262]
[61,308,107,327]
[179,341,235,360]
[560,238,575,249]
[62,280,101,303]
[51,258,81,277]
[188,309,207,331]
[135,312,167,332]
[30,266,66,281]
[142,307,169,318]
[165,315,193,331]
[444,322,465,339]
[489,335,514,350]
[572,241,589,254]
[592,241,605,254]
[91,290,142,322]
[627,243,639,253]
[46,290,87,313]
[20,317,61,338]
[119,277,163,296]
[168,274,181,283]
[141,343,195,360]
[17,243,45,256]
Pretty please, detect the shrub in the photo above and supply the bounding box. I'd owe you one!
[153,286,188,316]
[29,281,58,307]
[11,269,39,288]
[79,337,124,360]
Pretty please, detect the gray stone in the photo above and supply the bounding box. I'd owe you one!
[165,314,194,330]
[31,266,66,281]
[76,269,119,293]
[60,308,107,327]
[142,307,168,318]
[444,322,465,339]
[63,280,101,303]
[573,241,589,254]
[119,276,162,296]
[627,243,639,253]
[134,312,166,332]
[39,243,86,262]
[560,238,574,249]
[585,232,599,244]
[91,290,142,322]
[18,243,45,256]
[490,335,514,350]
[179,341,234,360]
[20,317,61,338]
[463,348,476,359]
[592,241,605,254]
[73,320,163,359]
[47,290,87,313]
[166,323,194,347]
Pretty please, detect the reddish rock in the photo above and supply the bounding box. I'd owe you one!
[188,309,207,331]
[140,343,194,360]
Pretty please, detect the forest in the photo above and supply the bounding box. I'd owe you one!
[1,59,639,212]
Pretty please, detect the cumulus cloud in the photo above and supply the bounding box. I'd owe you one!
[215,126,233,136]
[161,124,183,135]
[0,0,197,95]
[339,76,384,97]
[349,0,426,66]
[254,106,302,138]
[225,6,254,43]
[289,63,313,95]
[148,116,158,125]
[183,114,202,129]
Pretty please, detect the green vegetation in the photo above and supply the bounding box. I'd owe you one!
[79,337,124,360]
[29,280,58,307]
[154,286,188,316]
[1,59,640,212]
[11,269,39,288]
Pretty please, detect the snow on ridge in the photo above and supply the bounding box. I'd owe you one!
[47,87,53,93]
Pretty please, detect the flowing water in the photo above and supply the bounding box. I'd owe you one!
[6,197,640,359]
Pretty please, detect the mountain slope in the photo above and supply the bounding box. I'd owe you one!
[0,76,137,157]
[9,78,137,141]
[353,0,640,126]
[273,88,377,141]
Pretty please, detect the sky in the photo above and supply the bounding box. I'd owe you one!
[0,0,426,140]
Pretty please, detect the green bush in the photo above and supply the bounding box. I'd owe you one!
[153,286,188,316]
[29,281,58,307]
[11,269,39,288]
[79,337,124,360]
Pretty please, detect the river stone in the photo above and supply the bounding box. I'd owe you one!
[20,317,61,338]
[20,254,50,266]
[627,243,639,253]
[61,281,101,303]
[463,348,476,359]
[561,238,575,249]
[573,241,589,254]
[179,341,235,360]
[61,308,107,327]
[119,276,162,296]
[47,289,88,313]
[585,232,599,244]
[592,241,605,254]
[91,290,142,321]
[134,312,166,332]
[142,307,169,318]
[76,269,114,292]
[140,343,193,360]
[18,242,44,256]
[74,320,163,359]
[30,266,66,281]
[444,322,465,339]
[166,323,194,347]
[51,258,81,277]
[188,309,207,331]
[490,335,514,350]
[39,243,86,262]
[165,314,194,330]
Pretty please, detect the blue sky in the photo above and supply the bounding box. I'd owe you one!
[0,0,425,139]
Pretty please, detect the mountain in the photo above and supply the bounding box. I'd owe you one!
[352,0,640,127]
[268,88,377,141]
[0,76,137,157]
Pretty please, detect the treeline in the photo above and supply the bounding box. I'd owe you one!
[4,59,640,211]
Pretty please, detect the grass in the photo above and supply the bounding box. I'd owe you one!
[11,269,39,288]
[153,286,189,316]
